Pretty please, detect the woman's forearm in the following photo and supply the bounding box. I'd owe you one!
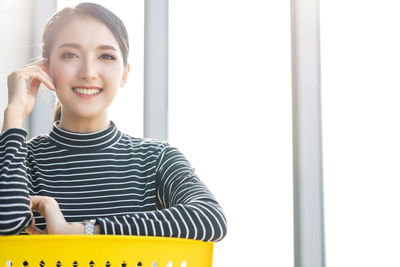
[1,105,24,134]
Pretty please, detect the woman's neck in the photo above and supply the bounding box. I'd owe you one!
[58,112,110,133]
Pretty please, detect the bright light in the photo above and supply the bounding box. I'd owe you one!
[169,1,293,266]
[321,0,400,266]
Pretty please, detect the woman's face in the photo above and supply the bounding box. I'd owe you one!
[48,16,129,119]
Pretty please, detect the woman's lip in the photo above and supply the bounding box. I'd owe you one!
[73,86,102,89]
[72,88,103,99]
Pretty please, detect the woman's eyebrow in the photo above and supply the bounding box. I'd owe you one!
[57,43,117,51]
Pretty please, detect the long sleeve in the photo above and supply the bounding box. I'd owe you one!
[96,144,228,242]
[0,128,33,235]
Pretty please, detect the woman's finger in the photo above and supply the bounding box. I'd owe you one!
[29,195,59,217]
[23,58,47,68]
[29,195,45,214]
[29,196,67,234]
[23,62,55,90]
[26,205,41,235]
[22,69,55,91]
[24,64,52,79]
[41,64,50,75]
[28,79,41,97]
[28,199,35,225]
[25,223,45,235]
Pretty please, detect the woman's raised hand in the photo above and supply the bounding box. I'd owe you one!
[26,196,88,235]
[26,196,64,235]
[6,58,55,120]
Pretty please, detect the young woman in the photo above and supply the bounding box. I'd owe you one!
[0,2,227,242]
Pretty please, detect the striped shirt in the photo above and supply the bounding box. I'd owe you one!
[0,120,227,242]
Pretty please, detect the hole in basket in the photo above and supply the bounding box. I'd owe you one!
[23,261,29,267]
[6,260,11,267]
[136,262,142,267]
[89,261,94,267]
[105,262,111,267]
[73,261,78,267]
[180,261,187,267]
[151,261,157,267]
[40,261,45,267]
[167,261,173,267]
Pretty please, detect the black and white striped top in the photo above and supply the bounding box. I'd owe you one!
[0,120,227,242]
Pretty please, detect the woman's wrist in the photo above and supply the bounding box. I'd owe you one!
[5,103,25,117]
[94,224,100,234]
[68,222,100,234]
[2,105,24,133]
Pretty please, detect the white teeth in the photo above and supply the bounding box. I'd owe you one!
[73,88,101,95]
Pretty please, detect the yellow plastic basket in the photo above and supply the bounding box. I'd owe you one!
[0,235,214,267]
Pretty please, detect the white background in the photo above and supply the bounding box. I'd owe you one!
[0,0,33,128]
[321,0,400,266]
[169,1,293,266]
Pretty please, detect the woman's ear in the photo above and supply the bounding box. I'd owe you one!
[120,64,130,87]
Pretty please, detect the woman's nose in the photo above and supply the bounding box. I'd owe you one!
[79,59,98,80]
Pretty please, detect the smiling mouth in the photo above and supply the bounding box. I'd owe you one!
[72,87,103,96]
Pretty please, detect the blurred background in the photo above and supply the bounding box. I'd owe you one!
[1,0,400,266]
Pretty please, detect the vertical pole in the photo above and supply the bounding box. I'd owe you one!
[144,0,169,140]
[291,0,326,266]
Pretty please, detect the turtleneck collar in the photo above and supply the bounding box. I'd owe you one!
[48,120,122,151]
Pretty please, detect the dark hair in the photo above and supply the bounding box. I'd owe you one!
[43,2,130,123]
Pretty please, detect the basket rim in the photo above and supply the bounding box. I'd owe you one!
[0,235,214,244]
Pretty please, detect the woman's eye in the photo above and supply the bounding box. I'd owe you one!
[61,52,77,59]
[100,54,116,60]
